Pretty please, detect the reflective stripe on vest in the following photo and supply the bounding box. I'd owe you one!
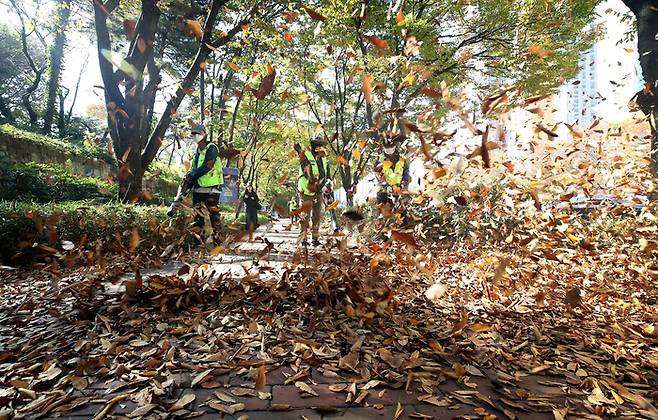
[193,143,224,187]
[383,159,405,186]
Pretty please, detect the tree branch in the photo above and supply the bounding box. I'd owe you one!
[93,0,124,107]
[142,0,257,168]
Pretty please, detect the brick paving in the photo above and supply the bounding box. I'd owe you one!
[43,362,567,419]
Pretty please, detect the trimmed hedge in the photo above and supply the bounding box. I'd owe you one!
[0,161,116,202]
[0,201,191,265]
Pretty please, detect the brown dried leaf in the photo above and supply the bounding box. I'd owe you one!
[295,381,318,396]
[255,365,267,389]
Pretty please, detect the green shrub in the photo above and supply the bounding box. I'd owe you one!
[0,124,113,163]
[0,124,182,202]
[0,161,116,202]
[0,201,191,265]
[146,160,184,184]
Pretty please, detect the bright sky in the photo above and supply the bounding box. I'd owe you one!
[593,0,644,123]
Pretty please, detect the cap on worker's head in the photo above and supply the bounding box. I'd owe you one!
[191,123,206,135]
[310,136,326,147]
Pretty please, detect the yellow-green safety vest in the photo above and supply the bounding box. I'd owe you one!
[193,143,224,187]
[298,150,328,196]
[383,158,405,186]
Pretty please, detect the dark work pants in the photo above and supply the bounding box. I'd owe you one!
[192,192,221,239]
[245,206,258,232]
[377,191,393,206]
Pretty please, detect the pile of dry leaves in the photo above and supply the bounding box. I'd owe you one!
[1,208,657,419]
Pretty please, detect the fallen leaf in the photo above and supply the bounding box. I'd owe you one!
[364,35,388,49]
[425,284,446,300]
[255,365,267,389]
[391,230,416,247]
[191,369,213,388]
[171,393,195,411]
[295,381,319,396]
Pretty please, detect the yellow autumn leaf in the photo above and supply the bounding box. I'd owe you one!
[397,71,416,91]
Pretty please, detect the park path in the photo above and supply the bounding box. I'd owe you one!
[42,220,571,420]
[119,217,349,283]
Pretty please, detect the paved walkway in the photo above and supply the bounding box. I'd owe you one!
[120,218,354,282]
[18,219,588,420]
[51,365,563,419]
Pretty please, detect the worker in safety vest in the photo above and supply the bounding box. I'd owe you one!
[376,139,410,212]
[183,123,224,244]
[288,197,299,223]
[297,137,330,247]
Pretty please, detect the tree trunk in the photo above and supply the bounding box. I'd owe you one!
[621,0,658,175]
[57,92,66,136]
[93,0,160,201]
[94,0,254,201]
[651,106,658,178]
[200,68,205,123]
[228,87,245,145]
[66,53,88,126]
[22,70,45,127]
[340,165,354,206]
[0,97,15,123]
[10,0,46,128]
[209,62,217,143]
[43,0,72,134]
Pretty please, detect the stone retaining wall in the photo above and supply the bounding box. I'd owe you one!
[0,130,178,196]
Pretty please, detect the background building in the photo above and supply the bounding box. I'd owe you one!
[562,46,599,128]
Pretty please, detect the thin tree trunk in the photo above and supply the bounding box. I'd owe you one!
[43,0,72,134]
[57,91,66,136]
[209,62,218,143]
[143,3,254,168]
[22,69,45,127]
[9,0,46,128]
[228,88,245,145]
[66,53,88,126]
[200,68,205,123]
[651,106,658,177]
